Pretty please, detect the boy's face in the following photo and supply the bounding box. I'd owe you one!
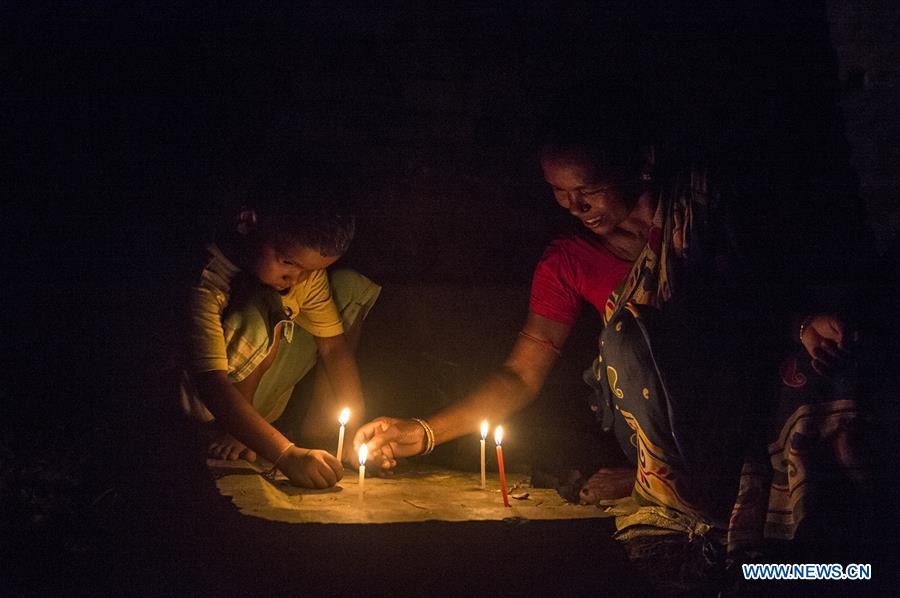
[250,242,340,293]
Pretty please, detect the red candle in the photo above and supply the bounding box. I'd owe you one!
[494,426,510,507]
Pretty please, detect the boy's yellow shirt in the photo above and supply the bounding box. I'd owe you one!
[187,243,343,379]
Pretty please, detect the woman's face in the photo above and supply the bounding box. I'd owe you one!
[541,150,639,237]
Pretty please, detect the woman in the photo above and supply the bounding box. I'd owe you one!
[354,107,868,555]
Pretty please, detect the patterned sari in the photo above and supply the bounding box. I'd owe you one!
[591,166,870,553]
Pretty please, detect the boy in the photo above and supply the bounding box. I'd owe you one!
[180,186,381,489]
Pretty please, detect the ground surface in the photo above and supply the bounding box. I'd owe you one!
[3,281,897,596]
[211,461,616,524]
[1,282,650,596]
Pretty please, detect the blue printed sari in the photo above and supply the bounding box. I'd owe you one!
[590,166,870,553]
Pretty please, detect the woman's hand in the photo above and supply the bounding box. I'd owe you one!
[799,313,856,377]
[352,417,427,471]
[278,447,343,489]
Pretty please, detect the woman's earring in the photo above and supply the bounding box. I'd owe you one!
[640,171,653,182]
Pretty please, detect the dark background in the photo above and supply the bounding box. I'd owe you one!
[3,1,898,595]
[4,0,870,435]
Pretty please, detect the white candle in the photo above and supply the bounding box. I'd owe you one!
[358,443,368,500]
[336,407,350,462]
[480,420,488,490]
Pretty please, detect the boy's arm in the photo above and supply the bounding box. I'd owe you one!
[314,333,366,445]
[196,371,297,463]
[196,371,343,488]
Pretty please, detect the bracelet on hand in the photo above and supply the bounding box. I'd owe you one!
[411,418,435,456]
[798,315,815,345]
[262,442,295,481]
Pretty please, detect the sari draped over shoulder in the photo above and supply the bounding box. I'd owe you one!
[589,165,870,554]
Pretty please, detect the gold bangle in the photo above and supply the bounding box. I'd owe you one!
[411,418,435,456]
[262,442,295,481]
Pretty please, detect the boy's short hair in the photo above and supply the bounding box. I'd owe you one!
[254,196,356,257]
[247,169,357,257]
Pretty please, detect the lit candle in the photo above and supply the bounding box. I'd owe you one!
[358,443,368,500]
[480,420,488,490]
[495,426,510,507]
[336,407,350,463]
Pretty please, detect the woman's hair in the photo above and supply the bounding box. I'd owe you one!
[536,88,650,181]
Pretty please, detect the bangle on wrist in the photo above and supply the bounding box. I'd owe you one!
[411,418,435,456]
[798,315,814,345]
[262,442,295,481]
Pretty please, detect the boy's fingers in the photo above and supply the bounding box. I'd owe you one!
[308,470,328,489]
[319,463,337,487]
[323,453,343,479]
[322,451,341,468]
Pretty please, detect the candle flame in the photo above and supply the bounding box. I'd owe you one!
[339,407,350,426]
[480,420,489,439]
[494,425,503,445]
[358,443,368,465]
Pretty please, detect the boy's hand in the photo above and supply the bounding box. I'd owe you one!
[279,448,343,489]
